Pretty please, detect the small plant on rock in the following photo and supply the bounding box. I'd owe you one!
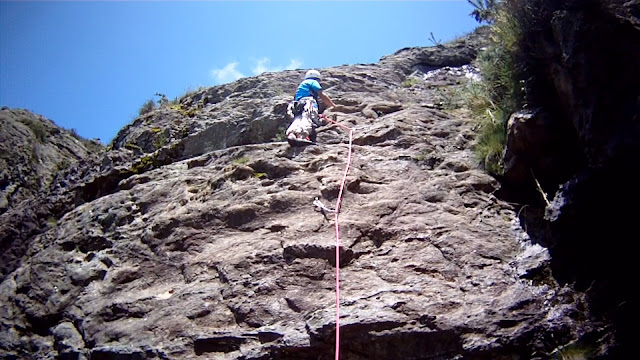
[401,77,420,88]
[233,156,250,165]
[19,116,48,143]
[152,131,167,149]
[467,0,500,24]
[271,126,287,142]
[139,99,156,116]
[155,93,169,107]
[428,32,442,46]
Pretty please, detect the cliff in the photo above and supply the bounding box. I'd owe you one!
[0,11,636,357]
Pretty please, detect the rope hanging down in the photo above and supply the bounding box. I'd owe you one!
[319,114,353,360]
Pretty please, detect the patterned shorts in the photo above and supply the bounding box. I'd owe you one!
[286,97,321,141]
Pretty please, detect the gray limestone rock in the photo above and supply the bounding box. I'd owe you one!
[0,24,624,359]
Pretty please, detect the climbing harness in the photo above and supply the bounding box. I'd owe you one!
[286,98,322,146]
[316,114,353,360]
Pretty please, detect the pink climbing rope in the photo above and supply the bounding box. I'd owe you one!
[320,114,353,360]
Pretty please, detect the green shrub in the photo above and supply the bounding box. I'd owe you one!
[47,217,58,227]
[271,125,287,142]
[124,142,143,152]
[152,131,167,149]
[467,0,500,24]
[55,159,72,172]
[62,128,104,152]
[401,77,420,88]
[473,107,509,175]
[155,93,169,107]
[181,86,206,99]
[139,99,156,116]
[271,132,286,142]
[413,152,428,162]
[552,340,596,360]
[467,0,524,175]
[170,103,200,117]
[19,117,48,143]
[433,81,485,110]
[233,156,249,165]
[131,154,155,174]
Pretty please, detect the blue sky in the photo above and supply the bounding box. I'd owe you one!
[1,1,480,144]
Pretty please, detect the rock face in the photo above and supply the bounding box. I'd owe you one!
[0,108,102,213]
[0,108,103,279]
[0,27,619,359]
[500,1,640,355]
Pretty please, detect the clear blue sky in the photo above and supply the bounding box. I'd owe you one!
[1,1,480,143]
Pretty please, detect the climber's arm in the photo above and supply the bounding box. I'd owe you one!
[319,91,336,109]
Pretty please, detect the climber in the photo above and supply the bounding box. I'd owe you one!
[285,69,336,147]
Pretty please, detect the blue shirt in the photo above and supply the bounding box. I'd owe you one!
[294,79,322,101]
